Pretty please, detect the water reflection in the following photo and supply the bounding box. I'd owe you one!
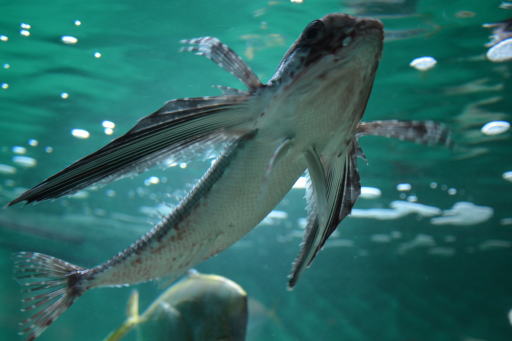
[346,0,419,17]
[61,35,78,45]
[431,201,493,225]
[11,146,26,154]
[480,120,510,135]
[12,155,36,167]
[0,164,16,174]
[71,128,90,139]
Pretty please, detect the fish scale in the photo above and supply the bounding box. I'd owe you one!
[89,134,304,287]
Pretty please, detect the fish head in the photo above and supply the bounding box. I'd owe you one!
[265,14,384,149]
[269,13,384,88]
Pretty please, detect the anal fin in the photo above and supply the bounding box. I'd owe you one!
[288,142,361,288]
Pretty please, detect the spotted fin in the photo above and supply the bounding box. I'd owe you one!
[180,37,262,90]
[8,95,254,206]
[357,120,452,146]
[289,142,361,288]
[13,252,87,341]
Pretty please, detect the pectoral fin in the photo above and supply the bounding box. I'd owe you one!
[357,120,452,147]
[181,37,262,91]
[8,95,254,206]
[265,137,293,178]
[289,142,361,288]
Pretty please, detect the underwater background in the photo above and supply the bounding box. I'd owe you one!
[1,0,511,340]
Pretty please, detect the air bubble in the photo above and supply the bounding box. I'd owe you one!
[61,36,78,45]
[71,129,90,139]
[409,56,437,71]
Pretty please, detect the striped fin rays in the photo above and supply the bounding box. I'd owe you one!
[288,120,452,287]
[8,37,262,207]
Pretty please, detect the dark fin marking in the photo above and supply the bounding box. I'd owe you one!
[288,213,320,289]
[289,142,361,288]
[180,37,262,90]
[355,141,367,163]
[212,85,245,96]
[8,95,253,206]
[356,120,453,147]
[13,252,87,341]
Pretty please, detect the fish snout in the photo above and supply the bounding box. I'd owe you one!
[355,17,384,34]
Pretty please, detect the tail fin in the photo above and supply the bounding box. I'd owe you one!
[13,252,87,341]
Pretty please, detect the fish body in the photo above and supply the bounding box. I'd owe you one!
[90,131,304,287]
[88,16,383,288]
[10,13,450,340]
[105,270,248,341]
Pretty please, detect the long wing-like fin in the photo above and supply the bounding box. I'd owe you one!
[180,37,262,91]
[289,143,361,288]
[8,95,254,206]
[357,120,452,147]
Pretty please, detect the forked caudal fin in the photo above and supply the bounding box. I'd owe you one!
[13,252,88,341]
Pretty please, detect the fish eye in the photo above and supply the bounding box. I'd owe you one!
[302,20,325,42]
[342,36,352,47]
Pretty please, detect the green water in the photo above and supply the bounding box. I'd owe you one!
[1,0,511,340]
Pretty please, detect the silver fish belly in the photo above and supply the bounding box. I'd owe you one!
[9,13,451,341]
[89,131,305,287]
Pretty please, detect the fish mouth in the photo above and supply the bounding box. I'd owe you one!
[302,14,383,66]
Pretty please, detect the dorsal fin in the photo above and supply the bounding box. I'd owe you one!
[180,37,262,91]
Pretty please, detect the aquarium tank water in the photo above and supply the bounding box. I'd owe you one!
[0,1,511,340]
